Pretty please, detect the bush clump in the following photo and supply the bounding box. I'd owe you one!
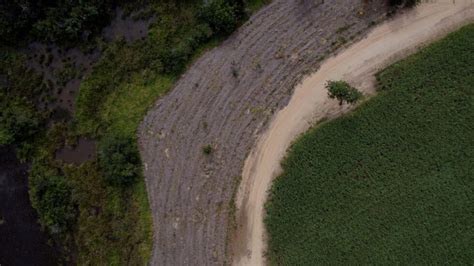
[98,134,141,187]
[326,80,362,105]
[0,51,45,145]
[202,144,213,155]
[0,98,40,145]
[0,0,114,45]
[29,159,76,234]
[199,0,245,35]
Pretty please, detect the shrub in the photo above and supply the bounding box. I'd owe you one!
[326,80,362,105]
[0,0,114,45]
[199,0,243,35]
[0,51,45,145]
[29,159,76,234]
[0,97,40,145]
[202,144,213,155]
[98,134,141,187]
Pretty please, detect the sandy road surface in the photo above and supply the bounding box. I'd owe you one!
[139,1,389,265]
[233,1,474,265]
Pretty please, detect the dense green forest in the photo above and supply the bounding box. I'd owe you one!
[1,0,269,263]
[265,24,474,265]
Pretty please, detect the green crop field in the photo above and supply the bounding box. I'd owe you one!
[265,24,474,265]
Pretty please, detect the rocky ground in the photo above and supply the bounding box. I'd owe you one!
[139,1,389,265]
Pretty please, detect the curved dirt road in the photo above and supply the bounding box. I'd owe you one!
[139,1,389,265]
[233,1,474,265]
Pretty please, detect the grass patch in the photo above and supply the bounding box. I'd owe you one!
[246,0,272,13]
[265,24,474,265]
[100,75,175,136]
[63,162,152,264]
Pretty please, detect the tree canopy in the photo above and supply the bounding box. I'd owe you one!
[326,80,362,105]
[98,134,141,187]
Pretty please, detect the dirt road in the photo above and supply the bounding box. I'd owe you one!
[139,1,389,265]
[233,1,474,265]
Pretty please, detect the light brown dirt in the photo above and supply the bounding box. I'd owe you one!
[139,1,391,265]
[233,1,474,265]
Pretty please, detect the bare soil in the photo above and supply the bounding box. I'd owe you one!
[138,1,390,265]
[233,2,474,265]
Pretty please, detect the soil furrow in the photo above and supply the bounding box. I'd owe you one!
[139,1,389,265]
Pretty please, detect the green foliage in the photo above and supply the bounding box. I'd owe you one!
[202,144,213,155]
[244,0,272,13]
[0,0,270,263]
[266,24,474,265]
[0,98,40,145]
[0,0,40,44]
[55,62,80,86]
[98,134,141,187]
[326,80,362,105]
[32,1,103,42]
[64,161,152,264]
[100,75,175,136]
[70,2,267,261]
[199,0,243,35]
[23,121,151,263]
[75,0,269,137]
[29,154,76,234]
[75,40,136,134]
[76,7,213,135]
[0,50,45,145]
[0,0,114,45]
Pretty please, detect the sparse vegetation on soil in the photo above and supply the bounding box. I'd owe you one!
[265,24,474,265]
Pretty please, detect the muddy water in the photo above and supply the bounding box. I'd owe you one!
[0,147,57,265]
[27,8,152,116]
[26,42,101,114]
[56,138,96,164]
[103,8,154,43]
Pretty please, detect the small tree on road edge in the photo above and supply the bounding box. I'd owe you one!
[326,80,362,105]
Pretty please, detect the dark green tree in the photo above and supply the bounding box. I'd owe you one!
[326,80,362,105]
[99,134,141,187]
[29,160,76,233]
[199,0,244,35]
[0,97,40,145]
[0,0,114,45]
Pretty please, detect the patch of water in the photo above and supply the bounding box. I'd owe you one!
[55,138,96,164]
[0,147,58,265]
[103,7,154,43]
